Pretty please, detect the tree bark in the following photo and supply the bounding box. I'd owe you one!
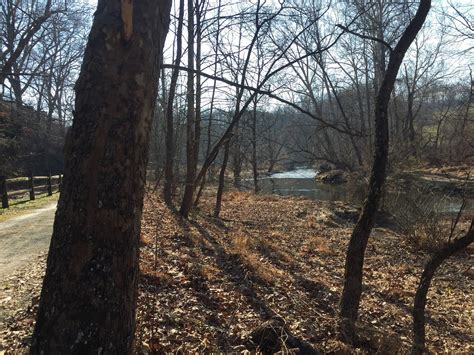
[411,225,473,355]
[339,0,431,342]
[31,1,171,353]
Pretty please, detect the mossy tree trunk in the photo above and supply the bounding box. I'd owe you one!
[30,1,171,353]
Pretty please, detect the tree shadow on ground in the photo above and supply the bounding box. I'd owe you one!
[363,283,473,344]
[187,218,276,319]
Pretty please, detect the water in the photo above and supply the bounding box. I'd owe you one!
[267,168,318,179]
[259,168,364,203]
[256,168,473,215]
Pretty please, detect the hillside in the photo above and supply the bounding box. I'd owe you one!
[0,100,65,177]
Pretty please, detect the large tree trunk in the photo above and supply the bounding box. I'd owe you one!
[31,1,171,353]
[339,0,431,342]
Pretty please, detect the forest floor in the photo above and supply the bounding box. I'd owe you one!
[0,191,472,354]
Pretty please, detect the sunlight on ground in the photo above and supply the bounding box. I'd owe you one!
[0,193,59,223]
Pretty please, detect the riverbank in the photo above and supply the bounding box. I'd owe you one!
[1,191,472,353]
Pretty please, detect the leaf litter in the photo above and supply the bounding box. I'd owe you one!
[0,191,472,353]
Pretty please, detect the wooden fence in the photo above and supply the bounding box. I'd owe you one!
[0,174,62,209]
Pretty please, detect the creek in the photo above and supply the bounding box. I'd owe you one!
[256,168,474,215]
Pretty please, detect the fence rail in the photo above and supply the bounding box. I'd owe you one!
[0,174,62,209]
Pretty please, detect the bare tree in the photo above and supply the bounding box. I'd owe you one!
[164,0,185,205]
[339,0,431,342]
[0,0,60,94]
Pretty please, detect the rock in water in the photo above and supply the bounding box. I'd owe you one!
[316,170,347,184]
[317,163,333,173]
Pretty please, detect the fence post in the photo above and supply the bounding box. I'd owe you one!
[29,173,35,200]
[47,173,53,196]
[1,176,8,209]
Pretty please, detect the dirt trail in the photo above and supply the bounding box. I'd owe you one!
[0,204,56,279]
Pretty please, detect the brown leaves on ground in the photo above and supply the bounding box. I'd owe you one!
[136,191,473,353]
[0,191,472,353]
[0,256,45,353]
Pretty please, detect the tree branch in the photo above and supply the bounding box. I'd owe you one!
[160,64,364,136]
[336,24,393,52]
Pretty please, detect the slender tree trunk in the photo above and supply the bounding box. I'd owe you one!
[404,71,417,157]
[412,225,473,354]
[193,0,220,208]
[194,1,275,192]
[194,0,203,185]
[9,75,22,105]
[232,121,242,189]
[320,68,363,168]
[457,68,473,159]
[363,40,373,138]
[251,97,259,193]
[214,139,230,218]
[164,0,185,205]
[31,1,171,353]
[179,0,196,218]
[339,0,431,342]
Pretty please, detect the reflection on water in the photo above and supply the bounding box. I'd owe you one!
[260,177,360,202]
[257,169,473,214]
